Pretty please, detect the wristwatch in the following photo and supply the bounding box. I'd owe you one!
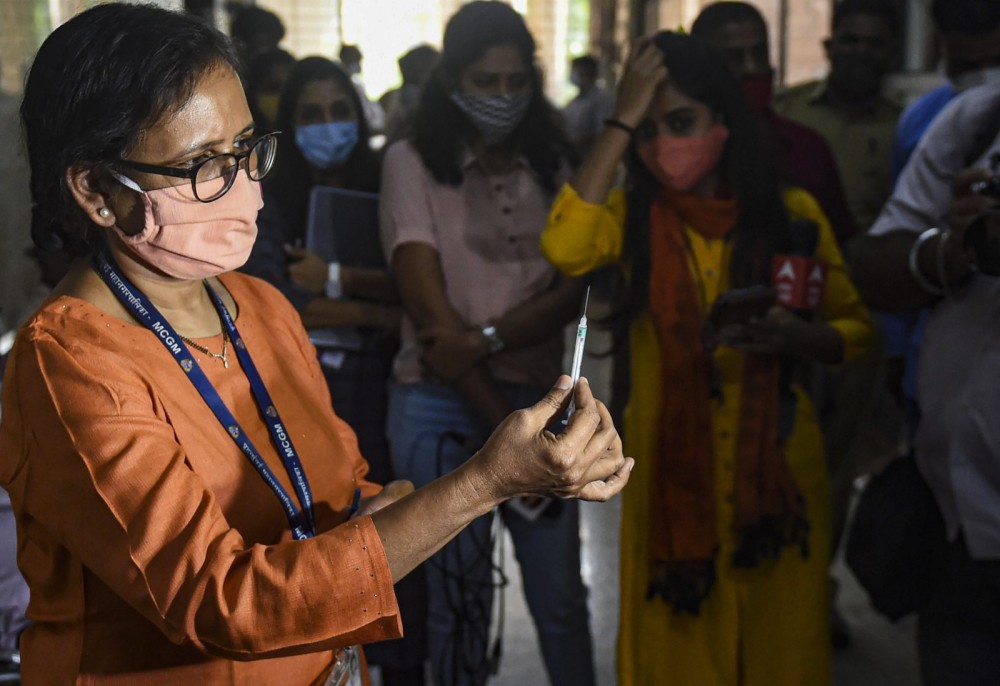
[481,324,504,356]
[325,261,343,299]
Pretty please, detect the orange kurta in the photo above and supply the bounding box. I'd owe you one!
[0,272,401,685]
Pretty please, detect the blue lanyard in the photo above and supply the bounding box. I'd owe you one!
[92,248,317,540]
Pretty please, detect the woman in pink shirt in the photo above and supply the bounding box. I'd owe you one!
[379,3,592,685]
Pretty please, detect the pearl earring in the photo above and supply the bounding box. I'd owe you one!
[98,208,111,219]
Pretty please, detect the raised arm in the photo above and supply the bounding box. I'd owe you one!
[570,40,667,203]
[850,86,1000,310]
[850,167,994,311]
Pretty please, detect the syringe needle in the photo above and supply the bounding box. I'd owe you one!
[566,286,591,421]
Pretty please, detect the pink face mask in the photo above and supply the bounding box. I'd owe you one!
[111,170,263,280]
[637,124,730,192]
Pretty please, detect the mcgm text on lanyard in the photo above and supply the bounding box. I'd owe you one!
[93,247,317,540]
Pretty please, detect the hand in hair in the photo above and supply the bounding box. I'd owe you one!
[611,38,669,129]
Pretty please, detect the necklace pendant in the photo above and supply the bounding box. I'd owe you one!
[222,357,229,369]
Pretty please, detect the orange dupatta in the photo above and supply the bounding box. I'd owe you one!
[645,191,808,614]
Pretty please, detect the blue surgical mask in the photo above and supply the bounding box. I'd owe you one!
[295,121,359,169]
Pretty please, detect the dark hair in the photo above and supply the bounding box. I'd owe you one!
[264,56,380,242]
[410,1,575,190]
[247,48,296,88]
[398,45,439,85]
[931,0,1000,35]
[832,0,899,32]
[690,2,767,37]
[21,3,240,256]
[570,55,599,75]
[624,31,790,314]
[230,6,285,48]
[339,44,362,65]
[245,47,296,123]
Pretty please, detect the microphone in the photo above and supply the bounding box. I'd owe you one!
[772,219,826,313]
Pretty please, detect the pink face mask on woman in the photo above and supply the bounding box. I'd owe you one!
[637,123,730,192]
[111,171,263,280]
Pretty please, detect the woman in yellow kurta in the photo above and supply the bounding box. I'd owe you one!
[541,33,873,686]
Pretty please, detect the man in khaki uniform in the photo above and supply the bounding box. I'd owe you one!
[774,0,905,651]
[774,0,901,231]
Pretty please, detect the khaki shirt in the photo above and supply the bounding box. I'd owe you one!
[773,80,901,231]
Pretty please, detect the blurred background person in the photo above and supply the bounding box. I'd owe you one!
[380,44,440,144]
[562,55,615,157]
[882,0,1000,454]
[878,0,1000,445]
[690,1,858,246]
[242,55,396,481]
[241,55,423,685]
[541,31,873,686]
[893,0,1000,186]
[229,4,286,64]
[244,47,296,131]
[773,0,905,649]
[340,43,386,134]
[773,0,901,232]
[851,78,1000,686]
[380,2,591,685]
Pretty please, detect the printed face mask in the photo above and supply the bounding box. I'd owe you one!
[111,170,263,280]
[637,124,730,192]
[450,92,532,146]
[295,121,360,169]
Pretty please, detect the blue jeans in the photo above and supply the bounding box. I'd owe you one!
[386,382,596,686]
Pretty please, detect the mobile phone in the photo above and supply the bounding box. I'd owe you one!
[707,286,777,330]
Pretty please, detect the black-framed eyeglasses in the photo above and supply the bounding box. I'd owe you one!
[115,131,280,202]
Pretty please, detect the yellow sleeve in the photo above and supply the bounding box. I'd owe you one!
[540,183,628,277]
[783,187,874,363]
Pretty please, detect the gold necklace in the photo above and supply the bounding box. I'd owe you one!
[179,329,230,369]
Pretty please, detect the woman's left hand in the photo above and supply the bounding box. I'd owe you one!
[716,305,805,357]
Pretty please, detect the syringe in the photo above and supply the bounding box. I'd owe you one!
[565,286,590,419]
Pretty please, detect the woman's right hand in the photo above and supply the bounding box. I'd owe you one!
[612,38,669,129]
[369,376,631,582]
[468,376,633,503]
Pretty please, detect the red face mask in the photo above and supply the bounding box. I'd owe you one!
[637,124,730,192]
[739,74,774,113]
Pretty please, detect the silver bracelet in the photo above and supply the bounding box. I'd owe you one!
[937,228,954,297]
[908,227,945,296]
